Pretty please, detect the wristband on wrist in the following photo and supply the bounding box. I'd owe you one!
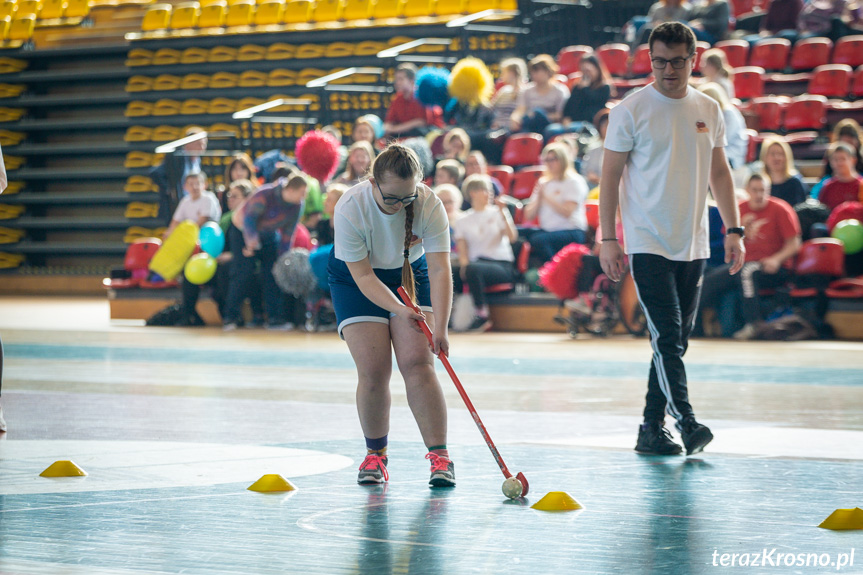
[602,238,618,242]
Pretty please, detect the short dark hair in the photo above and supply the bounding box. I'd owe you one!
[648,22,696,56]
[747,172,769,187]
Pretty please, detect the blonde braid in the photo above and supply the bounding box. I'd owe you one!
[401,201,417,305]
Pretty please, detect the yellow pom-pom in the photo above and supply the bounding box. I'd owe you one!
[448,57,494,106]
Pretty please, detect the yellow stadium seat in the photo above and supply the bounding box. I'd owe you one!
[8,16,36,42]
[126,76,154,92]
[207,98,236,114]
[238,44,266,60]
[153,48,181,64]
[199,0,222,5]
[210,71,238,87]
[282,0,311,24]
[0,57,26,73]
[3,155,24,169]
[180,73,210,89]
[152,99,182,116]
[125,48,153,66]
[435,0,463,14]
[295,43,324,58]
[124,151,154,168]
[0,82,25,98]
[239,69,267,86]
[0,107,25,121]
[180,99,208,114]
[224,0,253,26]
[15,0,41,18]
[39,0,66,19]
[254,0,283,25]
[124,126,153,142]
[125,101,154,117]
[266,68,296,86]
[265,42,294,59]
[403,0,432,17]
[65,0,89,17]
[325,41,353,57]
[466,0,495,10]
[152,74,181,90]
[372,0,402,18]
[0,16,10,39]
[354,40,385,55]
[209,122,240,137]
[170,1,200,27]
[313,0,341,21]
[152,125,181,141]
[142,3,171,30]
[0,1,16,20]
[498,0,514,8]
[198,0,226,26]
[208,45,238,61]
[342,0,369,19]
[297,67,326,84]
[180,47,209,63]
[3,181,23,194]
[237,96,264,110]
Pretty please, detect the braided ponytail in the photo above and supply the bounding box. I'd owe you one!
[401,202,417,305]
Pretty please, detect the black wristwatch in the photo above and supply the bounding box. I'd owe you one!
[727,227,745,238]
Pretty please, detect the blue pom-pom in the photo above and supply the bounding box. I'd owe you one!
[415,66,451,108]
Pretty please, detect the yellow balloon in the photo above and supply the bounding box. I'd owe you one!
[184,253,217,285]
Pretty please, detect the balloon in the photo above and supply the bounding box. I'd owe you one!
[199,221,225,257]
[184,253,217,285]
[831,219,863,255]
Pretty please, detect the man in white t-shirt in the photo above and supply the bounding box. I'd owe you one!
[599,22,745,457]
[164,172,222,238]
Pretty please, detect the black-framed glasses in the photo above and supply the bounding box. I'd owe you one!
[376,181,418,206]
[651,54,694,70]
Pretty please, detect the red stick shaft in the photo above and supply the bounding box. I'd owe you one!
[396,287,513,479]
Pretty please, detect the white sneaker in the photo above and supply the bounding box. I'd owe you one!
[564,297,591,316]
[222,322,238,332]
[0,403,7,432]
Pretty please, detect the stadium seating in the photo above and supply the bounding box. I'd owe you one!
[630,44,652,76]
[509,166,544,201]
[832,35,863,68]
[748,96,785,131]
[284,0,313,23]
[502,133,543,168]
[253,0,284,26]
[225,0,253,26]
[8,14,35,41]
[313,0,343,22]
[489,165,514,194]
[853,66,863,99]
[342,0,371,20]
[556,45,592,76]
[142,4,171,31]
[40,0,67,20]
[789,37,832,72]
[714,39,749,68]
[807,64,852,99]
[733,66,765,99]
[372,0,404,18]
[198,0,226,27]
[595,43,629,77]
[749,38,791,71]
[782,94,827,131]
[170,2,200,29]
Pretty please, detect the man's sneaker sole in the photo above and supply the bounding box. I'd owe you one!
[684,427,714,456]
[429,473,456,488]
[634,444,683,456]
[358,475,386,485]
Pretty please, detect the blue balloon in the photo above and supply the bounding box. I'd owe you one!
[199,221,225,257]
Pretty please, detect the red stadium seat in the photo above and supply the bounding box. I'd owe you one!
[111,238,162,288]
[852,66,863,98]
[557,45,592,76]
[733,66,765,99]
[782,94,827,131]
[832,35,863,68]
[584,199,599,230]
[693,41,710,72]
[488,165,514,194]
[596,43,630,77]
[509,166,544,200]
[748,96,785,131]
[630,44,652,76]
[714,39,749,69]
[745,128,759,163]
[502,133,543,168]
[749,38,791,71]
[795,238,845,276]
[807,64,852,98]
[790,37,833,71]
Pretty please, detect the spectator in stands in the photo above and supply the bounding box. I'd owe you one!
[491,58,528,132]
[699,83,748,169]
[581,108,611,189]
[799,0,848,37]
[221,153,257,210]
[164,172,221,238]
[760,136,808,206]
[224,171,308,331]
[452,174,518,333]
[465,151,504,197]
[441,129,471,163]
[150,126,208,224]
[334,141,374,188]
[823,120,863,179]
[688,0,731,43]
[701,173,802,340]
[434,159,465,188]
[698,49,735,99]
[322,124,349,171]
[384,63,443,138]
[546,55,615,140]
[433,183,465,252]
[523,142,589,264]
[760,0,804,37]
[443,92,494,146]
[315,184,347,247]
[627,0,693,47]
[353,115,381,150]
[179,179,261,327]
[509,55,571,136]
[818,141,863,211]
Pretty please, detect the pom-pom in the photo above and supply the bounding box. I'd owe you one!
[295,130,341,183]
[538,243,592,300]
[415,66,451,108]
[448,57,494,106]
[401,137,433,177]
[272,248,319,297]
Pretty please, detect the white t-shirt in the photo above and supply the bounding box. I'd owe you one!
[538,173,589,232]
[452,208,514,262]
[604,84,727,261]
[334,180,451,270]
[172,191,221,223]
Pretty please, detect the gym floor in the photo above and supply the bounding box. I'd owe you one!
[1,296,861,574]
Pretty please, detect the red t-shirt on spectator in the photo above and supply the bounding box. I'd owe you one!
[739,196,801,265]
[818,176,863,212]
[385,93,443,128]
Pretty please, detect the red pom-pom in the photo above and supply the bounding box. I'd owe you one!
[827,201,863,233]
[295,130,341,183]
[538,243,591,300]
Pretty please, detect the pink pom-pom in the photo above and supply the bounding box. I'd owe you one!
[295,130,341,183]
[538,243,591,300]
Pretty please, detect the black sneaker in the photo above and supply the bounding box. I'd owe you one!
[677,417,713,456]
[635,421,683,455]
[466,316,493,333]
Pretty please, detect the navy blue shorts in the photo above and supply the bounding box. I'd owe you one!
[327,250,432,338]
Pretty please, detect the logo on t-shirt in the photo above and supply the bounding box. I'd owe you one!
[695,121,708,134]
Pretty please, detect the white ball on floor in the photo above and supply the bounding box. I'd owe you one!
[502,476,524,499]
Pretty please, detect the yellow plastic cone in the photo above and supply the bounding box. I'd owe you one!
[819,508,863,530]
[40,460,87,477]
[530,491,583,512]
[247,474,297,493]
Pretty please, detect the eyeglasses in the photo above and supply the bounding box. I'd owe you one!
[651,54,694,70]
[377,181,418,206]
